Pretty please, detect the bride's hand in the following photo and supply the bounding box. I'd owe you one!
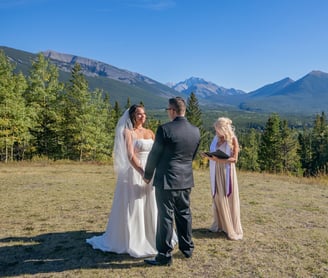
[143,178,150,184]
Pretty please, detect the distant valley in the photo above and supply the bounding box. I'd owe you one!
[1,46,327,115]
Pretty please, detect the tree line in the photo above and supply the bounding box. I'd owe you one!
[235,112,327,177]
[1,51,327,176]
[1,51,122,162]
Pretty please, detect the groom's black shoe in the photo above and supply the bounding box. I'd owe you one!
[181,249,193,259]
[144,256,172,266]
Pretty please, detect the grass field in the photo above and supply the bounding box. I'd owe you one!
[0,162,327,278]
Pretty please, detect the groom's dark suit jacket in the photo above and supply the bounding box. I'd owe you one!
[144,116,200,189]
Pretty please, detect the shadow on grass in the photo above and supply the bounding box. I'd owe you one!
[192,228,227,239]
[0,230,147,277]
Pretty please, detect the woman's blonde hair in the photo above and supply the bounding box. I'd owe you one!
[214,117,236,151]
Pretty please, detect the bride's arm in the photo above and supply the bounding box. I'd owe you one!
[124,129,144,176]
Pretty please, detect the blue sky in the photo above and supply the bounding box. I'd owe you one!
[1,0,328,92]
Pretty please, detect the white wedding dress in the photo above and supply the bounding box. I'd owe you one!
[86,139,158,258]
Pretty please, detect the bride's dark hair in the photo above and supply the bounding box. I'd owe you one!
[128,104,144,127]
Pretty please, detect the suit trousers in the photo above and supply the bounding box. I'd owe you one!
[155,186,194,258]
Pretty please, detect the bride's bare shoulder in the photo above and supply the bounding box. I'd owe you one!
[145,128,155,140]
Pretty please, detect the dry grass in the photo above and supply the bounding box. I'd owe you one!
[0,162,327,278]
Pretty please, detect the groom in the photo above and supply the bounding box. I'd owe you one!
[143,97,200,266]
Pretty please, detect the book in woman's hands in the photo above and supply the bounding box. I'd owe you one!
[204,149,229,159]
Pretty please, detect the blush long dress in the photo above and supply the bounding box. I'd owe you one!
[209,136,243,240]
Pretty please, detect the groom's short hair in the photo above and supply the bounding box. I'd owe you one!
[169,97,186,116]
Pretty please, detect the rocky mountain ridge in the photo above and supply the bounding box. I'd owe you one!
[167,76,246,98]
[42,50,156,86]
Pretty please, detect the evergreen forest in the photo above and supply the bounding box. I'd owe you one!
[0,51,327,177]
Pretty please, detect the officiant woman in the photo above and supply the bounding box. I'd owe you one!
[206,117,243,240]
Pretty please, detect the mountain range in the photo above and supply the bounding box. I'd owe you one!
[167,76,245,98]
[1,46,327,115]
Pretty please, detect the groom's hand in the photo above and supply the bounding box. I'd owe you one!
[143,178,150,184]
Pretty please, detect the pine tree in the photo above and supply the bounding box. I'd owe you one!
[238,129,260,171]
[311,112,328,175]
[0,51,29,162]
[62,63,90,160]
[103,93,116,158]
[298,128,312,176]
[186,92,209,153]
[258,114,283,173]
[84,89,113,161]
[24,53,64,159]
[113,101,122,126]
[125,97,131,109]
[12,72,30,160]
[280,120,301,174]
[186,92,202,127]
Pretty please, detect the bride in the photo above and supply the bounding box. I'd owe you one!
[86,104,159,258]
